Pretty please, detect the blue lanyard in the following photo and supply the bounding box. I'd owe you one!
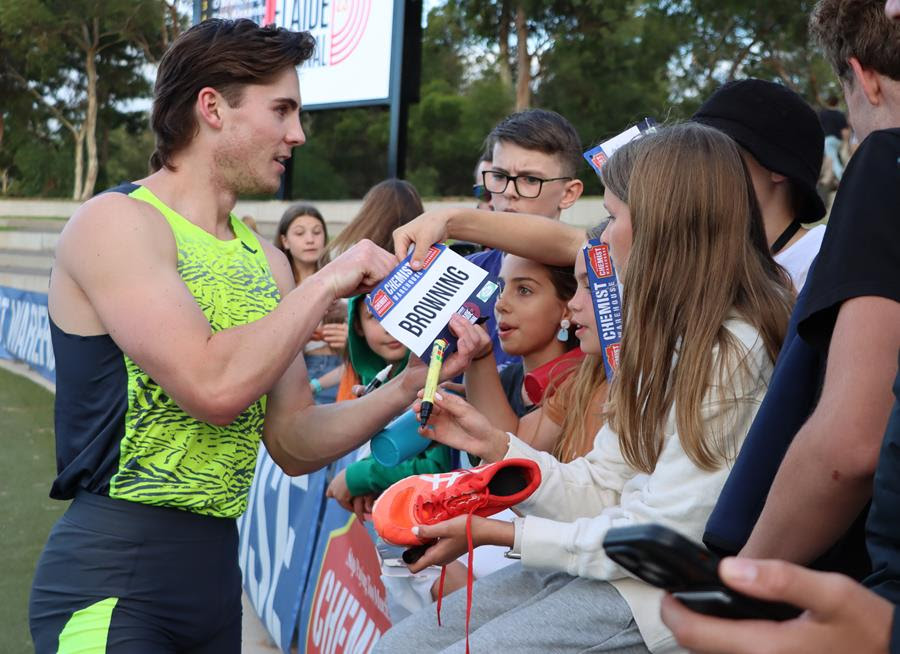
[584,240,623,380]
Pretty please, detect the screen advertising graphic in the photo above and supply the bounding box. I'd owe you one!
[255,0,396,108]
[583,118,657,177]
[199,0,396,108]
[365,244,500,359]
[584,240,623,380]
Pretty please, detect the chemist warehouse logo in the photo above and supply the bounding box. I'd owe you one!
[370,290,393,317]
[588,244,613,279]
[266,0,372,66]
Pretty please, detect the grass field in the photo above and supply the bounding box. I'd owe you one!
[0,366,65,653]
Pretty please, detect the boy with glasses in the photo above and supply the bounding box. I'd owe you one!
[465,109,585,369]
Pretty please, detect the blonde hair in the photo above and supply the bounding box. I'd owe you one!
[600,123,792,473]
[549,355,606,462]
[543,224,609,463]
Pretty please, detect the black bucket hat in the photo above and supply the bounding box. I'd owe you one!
[692,79,826,222]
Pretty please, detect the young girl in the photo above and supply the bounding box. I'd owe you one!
[464,251,601,463]
[275,203,346,403]
[327,255,584,515]
[375,122,793,653]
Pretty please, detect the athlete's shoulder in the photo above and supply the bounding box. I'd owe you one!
[66,184,166,234]
[57,184,175,270]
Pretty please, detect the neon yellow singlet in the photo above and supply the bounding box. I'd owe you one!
[108,186,280,518]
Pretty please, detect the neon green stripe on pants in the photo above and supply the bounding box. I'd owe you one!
[57,597,118,653]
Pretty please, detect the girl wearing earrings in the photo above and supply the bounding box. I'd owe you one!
[377,122,793,653]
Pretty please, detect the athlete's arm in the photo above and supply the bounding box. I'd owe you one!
[51,192,395,426]
[742,297,900,562]
[262,311,484,476]
[393,208,585,270]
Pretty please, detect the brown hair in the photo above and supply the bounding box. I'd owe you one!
[545,224,608,463]
[324,179,424,259]
[275,203,328,282]
[487,109,583,177]
[809,0,900,81]
[150,19,316,171]
[600,123,792,473]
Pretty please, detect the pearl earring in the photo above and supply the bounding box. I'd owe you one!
[556,319,571,342]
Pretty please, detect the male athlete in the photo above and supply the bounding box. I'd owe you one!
[28,19,474,652]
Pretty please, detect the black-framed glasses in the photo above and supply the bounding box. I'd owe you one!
[472,184,491,203]
[482,170,572,199]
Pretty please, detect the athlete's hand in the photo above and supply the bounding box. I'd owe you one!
[316,239,396,299]
[392,208,457,270]
[413,390,510,463]
[661,558,894,654]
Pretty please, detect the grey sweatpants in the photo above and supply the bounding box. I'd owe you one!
[374,563,650,654]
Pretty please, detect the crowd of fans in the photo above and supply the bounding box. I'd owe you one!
[28,0,899,652]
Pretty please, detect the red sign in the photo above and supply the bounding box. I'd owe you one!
[305,516,391,654]
[370,290,393,317]
[605,343,621,371]
[590,150,608,171]
[421,246,440,269]
[588,244,613,279]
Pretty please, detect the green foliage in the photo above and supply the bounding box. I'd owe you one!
[0,0,181,197]
[0,0,844,199]
[407,77,513,197]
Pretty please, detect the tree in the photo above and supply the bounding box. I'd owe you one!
[0,0,183,200]
[535,2,691,193]
[662,0,838,112]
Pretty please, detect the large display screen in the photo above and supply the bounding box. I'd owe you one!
[197,0,397,108]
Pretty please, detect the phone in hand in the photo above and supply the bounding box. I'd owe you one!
[603,524,802,621]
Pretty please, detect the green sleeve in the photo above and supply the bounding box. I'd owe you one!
[344,445,454,497]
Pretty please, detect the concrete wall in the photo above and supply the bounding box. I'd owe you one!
[0,195,608,234]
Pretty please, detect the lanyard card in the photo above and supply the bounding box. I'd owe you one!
[366,243,500,359]
[584,239,623,380]
[583,118,657,177]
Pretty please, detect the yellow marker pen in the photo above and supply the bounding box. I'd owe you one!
[419,339,448,427]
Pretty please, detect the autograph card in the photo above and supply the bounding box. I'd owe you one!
[583,118,658,177]
[366,244,500,359]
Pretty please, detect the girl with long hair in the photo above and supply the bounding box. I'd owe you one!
[323,178,424,258]
[275,203,346,402]
[463,251,600,463]
[376,122,793,653]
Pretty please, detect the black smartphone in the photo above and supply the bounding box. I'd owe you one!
[603,524,802,621]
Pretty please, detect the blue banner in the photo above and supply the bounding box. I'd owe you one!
[0,285,55,383]
[238,449,329,653]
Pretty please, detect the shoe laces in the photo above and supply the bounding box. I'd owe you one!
[434,509,477,654]
[415,470,489,524]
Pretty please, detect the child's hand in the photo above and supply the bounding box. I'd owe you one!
[326,470,374,522]
[414,391,509,462]
[326,469,353,512]
[405,516,514,573]
[350,494,375,523]
[320,323,348,350]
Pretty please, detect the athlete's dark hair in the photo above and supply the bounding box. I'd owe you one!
[486,109,583,177]
[150,19,316,171]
